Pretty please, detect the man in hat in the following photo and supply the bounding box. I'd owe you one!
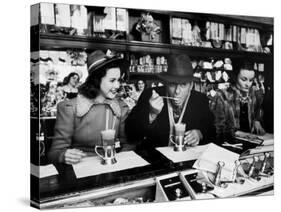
[125,54,216,149]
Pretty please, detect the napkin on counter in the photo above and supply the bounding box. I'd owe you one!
[156,145,208,163]
[72,151,149,179]
[260,134,274,146]
[248,145,274,155]
[30,163,58,178]
[193,143,239,181]
[235,131,274,145]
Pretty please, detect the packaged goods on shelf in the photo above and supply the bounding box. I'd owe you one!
[31,4,40,26]
[225,25,233,41]
[104,7,116,31]
[116,8,128,32]
[55,4,71,27]
[172,17,182,41]
[93,15,105,33]
[40,3,55,25]
[129,55,167,74]
[70,5,88,35]
[182,19,192,45]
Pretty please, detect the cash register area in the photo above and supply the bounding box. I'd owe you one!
[30,130,274,209]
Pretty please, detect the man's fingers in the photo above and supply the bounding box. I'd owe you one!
[187,137,197,145]
[154,97,163,105]
[185,131,192,136]
[151,90,160,99]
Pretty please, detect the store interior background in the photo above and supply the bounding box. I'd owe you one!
[30,1,274,167]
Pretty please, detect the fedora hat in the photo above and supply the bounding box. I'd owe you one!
[158,54,197,83]
[87,49,128,75]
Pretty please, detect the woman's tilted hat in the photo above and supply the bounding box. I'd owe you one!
[87,49,129,75]
[158,54,197,83]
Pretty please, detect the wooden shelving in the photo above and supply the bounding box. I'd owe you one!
[128,73,160,81]
[32,4,273,91]
[39,33,273,62]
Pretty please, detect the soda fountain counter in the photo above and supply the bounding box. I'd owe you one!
[31,143,274,209]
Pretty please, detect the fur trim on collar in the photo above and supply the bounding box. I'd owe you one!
[76,94,121,118]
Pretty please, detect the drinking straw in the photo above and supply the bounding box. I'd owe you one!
[105,108,109,130]
[160,96,179,100]
[112,115,116,130]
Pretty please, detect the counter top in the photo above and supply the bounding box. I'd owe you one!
[33,148,195,205]
[31,143,274,208]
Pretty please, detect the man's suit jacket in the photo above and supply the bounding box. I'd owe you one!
[125,86,216,149]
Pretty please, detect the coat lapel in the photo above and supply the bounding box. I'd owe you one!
[76,94,121,118]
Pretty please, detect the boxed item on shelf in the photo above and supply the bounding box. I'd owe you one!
[55,4,71,27]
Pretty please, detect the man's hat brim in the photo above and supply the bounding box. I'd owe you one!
[157,72,199,84]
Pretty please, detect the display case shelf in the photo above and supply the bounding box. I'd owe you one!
[128,73,160,81]
[39,33,273,62]
[39,33,128,52]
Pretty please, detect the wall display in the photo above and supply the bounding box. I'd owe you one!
[30,2,274,209]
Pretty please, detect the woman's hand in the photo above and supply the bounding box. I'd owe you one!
[184,129,202,147]
[64,149,86,165]
[251,121,266,135]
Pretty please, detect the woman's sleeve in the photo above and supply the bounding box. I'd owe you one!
[125,89,152,142]
[253,90,264,123]
[118,101,135,151]
[197,95,216,144]
[47,100,75,163]
[212,92,228,139]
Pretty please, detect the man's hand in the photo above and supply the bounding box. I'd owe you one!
[251,121,266,135]
[149,90,164,122]
[184,129,202,147]
[64,149,86,165]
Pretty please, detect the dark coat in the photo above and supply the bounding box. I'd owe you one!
[125,86,216,149]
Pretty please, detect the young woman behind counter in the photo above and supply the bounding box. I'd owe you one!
[61,72,80,99]
[211,61,265,142]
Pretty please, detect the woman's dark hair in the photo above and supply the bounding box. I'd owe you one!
[63,72,80,85]
[79,60,125,99]
[229,61,256,85]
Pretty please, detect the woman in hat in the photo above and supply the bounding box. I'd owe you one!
[48,50,130,164]
[211,61,265,142]
[125,54,216,149]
